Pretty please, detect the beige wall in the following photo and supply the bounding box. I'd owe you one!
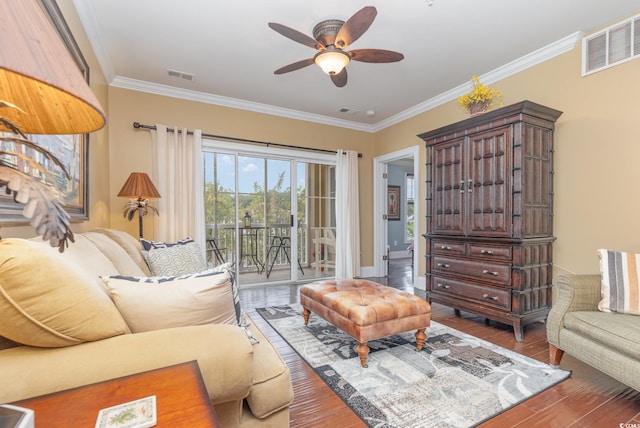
[5,3,639,276]
[375,43,640,276]
[106,88,376,263]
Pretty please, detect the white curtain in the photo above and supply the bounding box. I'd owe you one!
[150,125,205,253]
[335,149,360,279]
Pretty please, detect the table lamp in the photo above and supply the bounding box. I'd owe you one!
[0,0,106,251]
[117,172,161,238]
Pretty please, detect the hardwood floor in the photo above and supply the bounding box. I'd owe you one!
[239,258,640,427]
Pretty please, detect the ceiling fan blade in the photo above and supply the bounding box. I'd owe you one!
[330,68,347,87]
[268,22,325,50]
[335,6,377,49]
[274,58,315,74]
[348,49,404,63]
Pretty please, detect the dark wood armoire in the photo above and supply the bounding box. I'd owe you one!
[419,101,563,341]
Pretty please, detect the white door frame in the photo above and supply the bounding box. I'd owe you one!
[373,145,420,287]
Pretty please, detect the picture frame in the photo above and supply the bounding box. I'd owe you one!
[387,185,401,221]
[0,0,90,224]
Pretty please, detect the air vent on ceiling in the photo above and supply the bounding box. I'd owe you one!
[338,107,358,115]
[167,69,195,82]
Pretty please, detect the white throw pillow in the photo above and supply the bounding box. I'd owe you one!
[141,238,207,276]
[597,249,640,315]
[102,269,239,333]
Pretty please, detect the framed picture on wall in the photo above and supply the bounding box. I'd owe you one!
[0,0,90,224]
[387,185,401,221]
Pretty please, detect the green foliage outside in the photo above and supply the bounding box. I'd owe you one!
[204,171,306,230]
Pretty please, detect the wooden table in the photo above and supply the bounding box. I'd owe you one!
[13,360,219,427]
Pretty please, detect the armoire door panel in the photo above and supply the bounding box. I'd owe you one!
[467,126,511,236]
[433,139,465,235]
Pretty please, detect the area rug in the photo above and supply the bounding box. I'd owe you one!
[256,304,570,428]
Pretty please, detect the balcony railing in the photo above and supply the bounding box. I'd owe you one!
[205,223,309,272]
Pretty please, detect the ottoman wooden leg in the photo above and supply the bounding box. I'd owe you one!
[357,342,370,368]
[302,307,310,325]
[415,328,427,351]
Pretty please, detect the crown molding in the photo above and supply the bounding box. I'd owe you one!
[110,77,376,133]
[371,31,582,132]
[72,0,115,82]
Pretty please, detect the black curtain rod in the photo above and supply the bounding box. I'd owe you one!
[132,122,362,158]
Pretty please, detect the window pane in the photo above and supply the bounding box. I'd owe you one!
[405,174,415,242]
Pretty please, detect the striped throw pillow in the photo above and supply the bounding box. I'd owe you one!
[597,249,640,315]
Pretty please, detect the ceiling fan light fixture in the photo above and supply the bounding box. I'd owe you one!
[314,49,350,75]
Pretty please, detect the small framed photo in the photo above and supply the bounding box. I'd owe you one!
[387,185,401,221]
[95,395,156,428]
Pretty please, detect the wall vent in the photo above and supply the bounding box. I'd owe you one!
[167,69,195,82]
[338,107,358,115]
[582,14,640,75]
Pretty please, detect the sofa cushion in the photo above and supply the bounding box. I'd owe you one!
[243,314,294,418]
[94,228,152,276]
[102,269,239,333]
[30,234,121,292]
[563,310,640,360]
[83,232,147,277]
[597,249,640,315]
[0,239,130,347]
[141,238,207,276]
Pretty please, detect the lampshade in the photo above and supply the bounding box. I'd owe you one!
[0,0,106,134]
[314,49,350,75]
[117,173,161,199]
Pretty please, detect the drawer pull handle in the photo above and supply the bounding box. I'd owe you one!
[482,269,498,276]
[437,263,450,268]
[460,180,465,193]
[482,294,500,301]
[480,249,494,255]
[440,245,452,250]
[437,283,451,289]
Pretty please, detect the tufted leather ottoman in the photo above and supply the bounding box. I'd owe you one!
[300,279,431,367]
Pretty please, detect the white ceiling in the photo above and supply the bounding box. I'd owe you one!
[72,0,639,132]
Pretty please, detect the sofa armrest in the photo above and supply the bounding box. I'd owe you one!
[0,324,254,405]
[546,274,601,345]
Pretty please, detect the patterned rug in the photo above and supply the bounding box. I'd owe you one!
[256,304,570,428]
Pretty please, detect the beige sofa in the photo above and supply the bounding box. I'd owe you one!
[0,229,294,427]
[546,274,640,391]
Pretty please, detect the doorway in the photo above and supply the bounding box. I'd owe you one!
[373,146,420,288]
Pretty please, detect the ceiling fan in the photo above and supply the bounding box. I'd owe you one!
[268,6,404,88]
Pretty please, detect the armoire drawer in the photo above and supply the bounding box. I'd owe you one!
[432,256,511,285]
[431,276,511,311]
[467,243,512,261]
[431,240,465,256]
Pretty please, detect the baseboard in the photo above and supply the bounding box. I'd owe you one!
[389,251,412,260]
[360,265,375,278]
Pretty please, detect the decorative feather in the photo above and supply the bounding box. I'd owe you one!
[0,163,73,252]
[123,198,159,221]
[0,102,74,252]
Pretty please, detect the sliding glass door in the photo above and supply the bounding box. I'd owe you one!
[202,142,335,286]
